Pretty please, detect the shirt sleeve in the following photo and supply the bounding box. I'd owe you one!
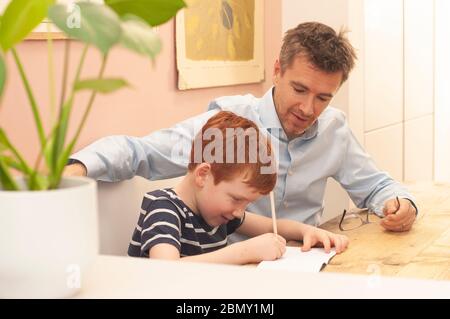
[334,125,417,216]
[139,198,183,257]
[69,110,219,181]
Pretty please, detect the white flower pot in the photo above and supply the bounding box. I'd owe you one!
[0,176,99,298]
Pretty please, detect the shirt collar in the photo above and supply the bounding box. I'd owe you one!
[259,87,283,130]
[259,87,319,141]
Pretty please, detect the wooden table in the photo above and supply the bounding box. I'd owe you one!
[76,182,450,298]
[320,182,450,281]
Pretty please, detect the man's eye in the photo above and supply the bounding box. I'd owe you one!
[294,88,305,93]
[318,97,330,102]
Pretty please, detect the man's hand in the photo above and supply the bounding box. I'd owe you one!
[63,163,87,177]
[380,198,417,232]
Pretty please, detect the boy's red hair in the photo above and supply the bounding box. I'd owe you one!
[188,111,277,195]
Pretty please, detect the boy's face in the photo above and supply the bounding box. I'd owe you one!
[195,167,262,227]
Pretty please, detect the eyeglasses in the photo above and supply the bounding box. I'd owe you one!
[339,197,400,231]
[338,208,373,231]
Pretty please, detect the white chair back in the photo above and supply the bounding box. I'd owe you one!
[97,176,182,256]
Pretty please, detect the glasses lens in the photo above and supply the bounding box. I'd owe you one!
[340,213,364,231]
[368,211,380,223]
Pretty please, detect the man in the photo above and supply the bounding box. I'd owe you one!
[66,22,417,233]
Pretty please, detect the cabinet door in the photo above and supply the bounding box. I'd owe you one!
[364,0,404,131]
[404,0,434,121]
[365,124,404,181]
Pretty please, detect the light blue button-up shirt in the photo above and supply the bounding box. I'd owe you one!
[71,88,414,226]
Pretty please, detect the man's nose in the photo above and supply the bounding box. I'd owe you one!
[300,95,315,117]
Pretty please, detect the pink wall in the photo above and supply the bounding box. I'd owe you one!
[0,1,281,165]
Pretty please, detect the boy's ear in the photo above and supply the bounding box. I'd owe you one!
[194,163,211,187]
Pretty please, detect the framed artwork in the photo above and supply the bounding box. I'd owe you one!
[176,0,264,90]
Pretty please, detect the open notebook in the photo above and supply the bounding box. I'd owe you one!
[257,247,336,272]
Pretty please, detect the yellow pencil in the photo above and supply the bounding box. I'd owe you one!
[270,191,278,236]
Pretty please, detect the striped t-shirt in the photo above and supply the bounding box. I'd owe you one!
[128,188,244,258]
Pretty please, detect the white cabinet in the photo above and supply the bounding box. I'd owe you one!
[362,0,435,182]
[405,116,434,181]
[364,0,404,132]
[365,124,404,181]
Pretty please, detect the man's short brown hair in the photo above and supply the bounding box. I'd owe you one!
[188,111,276,195]
[280,22,357,83]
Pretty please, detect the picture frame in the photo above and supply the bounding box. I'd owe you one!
[0,0,104,40]
[176,0,264,90]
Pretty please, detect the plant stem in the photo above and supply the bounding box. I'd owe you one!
[45,44,88,178]
[47,23,56,125]
[59,40,71,118]
[51,54,109,189]
[73,43,89,88]
[71,54,109,147]
[11,48,46,149]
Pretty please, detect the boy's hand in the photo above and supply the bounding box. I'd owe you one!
[301,225,349,254]
[241,233,286,263]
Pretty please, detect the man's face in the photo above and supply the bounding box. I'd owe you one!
[273,55,343,139]
[196,171,262,227]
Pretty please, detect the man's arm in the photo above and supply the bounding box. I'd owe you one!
[65,110,218,181]
[334,125,417,231]
[334,126,417,214]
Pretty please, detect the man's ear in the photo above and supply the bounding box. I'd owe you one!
[273,59,281,84]
[194,163,211,188]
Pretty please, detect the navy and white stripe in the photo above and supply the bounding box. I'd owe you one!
[128,188,244,258]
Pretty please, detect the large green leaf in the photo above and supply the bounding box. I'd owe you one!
[0,127,10,150]
[0,13,4,96]
[0,52,5,97]
[0,156,19,190]
[120,15,161,60]
[0,0,55,51]
[0,155,23,172]
[74,78,129,93]
[105,0,186,26]
[0,127,32,174]
[50,96,72,175]
[48,2,122,55]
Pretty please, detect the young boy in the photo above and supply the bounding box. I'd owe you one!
[128,111,349,264]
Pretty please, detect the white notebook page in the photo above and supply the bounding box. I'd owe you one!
[257,247,336,272]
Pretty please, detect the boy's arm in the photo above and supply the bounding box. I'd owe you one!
[150,234,286,265]
[237,212,349,253]
[150,241,251,264]
[236,211,306,241]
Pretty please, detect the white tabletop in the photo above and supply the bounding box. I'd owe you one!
[77,255,450,298]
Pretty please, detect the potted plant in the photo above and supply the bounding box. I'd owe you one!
[0,0,186,298]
